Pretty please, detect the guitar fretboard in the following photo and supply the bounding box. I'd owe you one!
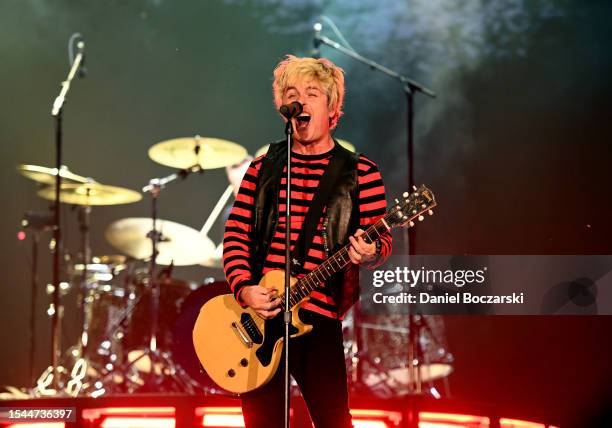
[287,219,390,308]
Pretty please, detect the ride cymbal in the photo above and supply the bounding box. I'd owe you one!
[149,136,248,169]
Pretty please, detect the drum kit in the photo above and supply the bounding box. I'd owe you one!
[17,136,453,398]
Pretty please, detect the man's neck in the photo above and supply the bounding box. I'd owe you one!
[292,135,334,155]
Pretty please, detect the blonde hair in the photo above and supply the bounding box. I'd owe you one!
[272,55,345,129]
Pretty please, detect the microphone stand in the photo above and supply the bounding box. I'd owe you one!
[314,33,437,423]
[283,119,293,428]
[49,36,85,390]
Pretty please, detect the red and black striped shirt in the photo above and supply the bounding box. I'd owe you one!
[223,146,392,319]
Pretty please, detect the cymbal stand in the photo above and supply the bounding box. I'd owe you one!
[21,211,55,387]
[77,201,92,356]
[128,163,203,392]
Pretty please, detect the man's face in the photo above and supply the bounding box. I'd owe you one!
[282,78,334,145]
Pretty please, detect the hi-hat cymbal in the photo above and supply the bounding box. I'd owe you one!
[106,217,216,266]
[37,182,142,206]
[149,136,248,170]
[254,139,356,158]
[18,164,89,185]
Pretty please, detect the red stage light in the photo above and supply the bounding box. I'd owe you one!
[99,417,175,428]
[419,412,490,428]
[351,409,402,428]
[196,407,245,427]
[82,407,175,428]
[5,424,65,428]
[499,419,545,428]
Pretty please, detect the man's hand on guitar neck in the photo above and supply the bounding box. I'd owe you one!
[348,228,377,264]
[241,285,282,319]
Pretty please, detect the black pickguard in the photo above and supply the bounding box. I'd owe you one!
[254,314,299,367]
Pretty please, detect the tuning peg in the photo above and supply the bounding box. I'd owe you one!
[412,185,417,191]
[403,215,408,221]
[412,210,417,214]
[397,211,402,218]
[421,203,427,208]
[409,221,415,227]
[428,210,434,216]
[403,192,408,198]
[395,198,399,204]
[418,215,424,221]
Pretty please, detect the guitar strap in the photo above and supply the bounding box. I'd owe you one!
[290,142,351,275]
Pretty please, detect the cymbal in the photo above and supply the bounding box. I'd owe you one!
[149,136,248,169]
[336,139,356,153]
[18,164,88,185]
[37,182,142,206]
[200,242,223,268]
[254,139,356,158]
[105,217,216,266]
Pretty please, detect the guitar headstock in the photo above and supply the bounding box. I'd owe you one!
[385,185,437,228]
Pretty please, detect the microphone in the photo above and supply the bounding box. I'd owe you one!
[279,101,303,119]
[312,22,322,59]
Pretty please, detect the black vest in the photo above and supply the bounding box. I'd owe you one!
[250,140,360,305]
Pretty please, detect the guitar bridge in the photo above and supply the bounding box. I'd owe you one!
[231,321,253,348]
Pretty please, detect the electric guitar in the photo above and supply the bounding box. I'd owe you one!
[192,185,437,393]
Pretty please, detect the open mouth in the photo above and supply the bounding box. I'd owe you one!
[296,114,311,123]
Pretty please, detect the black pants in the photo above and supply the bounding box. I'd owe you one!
[241,309,353,428]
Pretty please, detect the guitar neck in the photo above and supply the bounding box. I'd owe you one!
[287,218,390,308]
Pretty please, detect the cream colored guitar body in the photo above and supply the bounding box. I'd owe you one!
[192,270,312,394]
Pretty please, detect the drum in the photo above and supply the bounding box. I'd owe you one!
[171,280,232,393]
[71,258,136,370]
[122,274,198,352]
[85,283,134,363]
[344,310,454,398]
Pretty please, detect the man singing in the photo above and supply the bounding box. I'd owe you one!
[222,55,392,428]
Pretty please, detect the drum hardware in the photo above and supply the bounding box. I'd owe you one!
[19,211,57,387]
[20,161,143,396]
[343,307,454,399]
[115,135,250,392]
[18,134,254,395]
[114,158,209,393]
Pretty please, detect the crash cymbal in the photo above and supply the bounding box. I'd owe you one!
[18,164,88,185]
[149,136,248,170]
[105,217,215,266]
[200,242,223,268]
[37,182,142,206]
[254,139,356,158]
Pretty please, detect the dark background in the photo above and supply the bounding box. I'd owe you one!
[1,0,611,427]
